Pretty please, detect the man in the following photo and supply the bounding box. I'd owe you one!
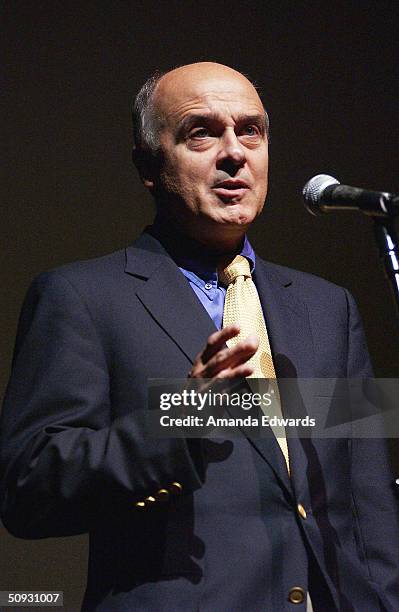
[0,62,398,611]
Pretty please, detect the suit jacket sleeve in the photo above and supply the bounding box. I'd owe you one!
[345,289,399,608]
[0,271,204,538]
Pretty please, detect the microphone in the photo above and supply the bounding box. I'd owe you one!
[303,174,398,217]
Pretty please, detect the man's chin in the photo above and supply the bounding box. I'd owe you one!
[217,205,258,228]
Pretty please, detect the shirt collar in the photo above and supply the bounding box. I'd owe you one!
[145,221,256,283]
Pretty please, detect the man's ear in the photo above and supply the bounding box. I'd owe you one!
[132,147,159,190]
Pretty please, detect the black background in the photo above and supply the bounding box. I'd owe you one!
[2,2,398,609]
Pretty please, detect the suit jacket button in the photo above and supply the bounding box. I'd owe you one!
[288,587,305,604]
[170,481,183,495]
[135,501,146,509]
[145,496,156,505]
[297,503,307,519]
[156,488,170,502]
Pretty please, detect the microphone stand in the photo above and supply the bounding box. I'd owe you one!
[372,203,399,316]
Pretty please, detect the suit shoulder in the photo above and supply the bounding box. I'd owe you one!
[31,249,127,289]
[19,250,131,318]
[257,258,351,302]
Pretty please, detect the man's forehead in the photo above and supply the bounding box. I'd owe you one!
[154,64,264,121]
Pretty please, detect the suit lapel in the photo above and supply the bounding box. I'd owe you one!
[125,233,217,364]
[253,258,316,494]
[253,258,316,378]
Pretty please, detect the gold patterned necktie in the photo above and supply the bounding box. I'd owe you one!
[219,255,290,473]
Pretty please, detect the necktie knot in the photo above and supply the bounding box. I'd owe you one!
[218,255,251,286]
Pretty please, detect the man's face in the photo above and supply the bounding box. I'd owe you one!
[149,64,269,248]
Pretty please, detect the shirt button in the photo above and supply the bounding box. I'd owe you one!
[204,282,212,290]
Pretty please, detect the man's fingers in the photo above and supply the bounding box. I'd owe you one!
[189,328,259,380]
[216,363,254,379]
[201,325,240,363]
[205,336,258,377]
[190,335,258,379]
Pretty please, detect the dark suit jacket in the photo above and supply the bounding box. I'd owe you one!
[1,231,398,611]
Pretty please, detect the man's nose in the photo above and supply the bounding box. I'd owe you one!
[217,129,246,167]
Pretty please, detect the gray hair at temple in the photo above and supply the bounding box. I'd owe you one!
[132,71,165,154]
[132,68,270,155]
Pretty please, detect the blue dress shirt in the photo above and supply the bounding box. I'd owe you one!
[177,236,256,330]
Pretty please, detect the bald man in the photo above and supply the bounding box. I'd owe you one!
[1,63,398,612]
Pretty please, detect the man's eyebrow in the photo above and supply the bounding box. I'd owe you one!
[175,113,219,138]
[235,113,268,127]
[175,112,267,138]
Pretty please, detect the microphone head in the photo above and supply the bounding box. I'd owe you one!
[302,174,340,215]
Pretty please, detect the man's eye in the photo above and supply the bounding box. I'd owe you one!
[190,128,210,138]
[243,125,259,136]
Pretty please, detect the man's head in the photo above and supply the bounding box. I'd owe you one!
[132,62,269,251]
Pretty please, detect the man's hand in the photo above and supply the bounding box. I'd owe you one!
[189,325,259,380]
